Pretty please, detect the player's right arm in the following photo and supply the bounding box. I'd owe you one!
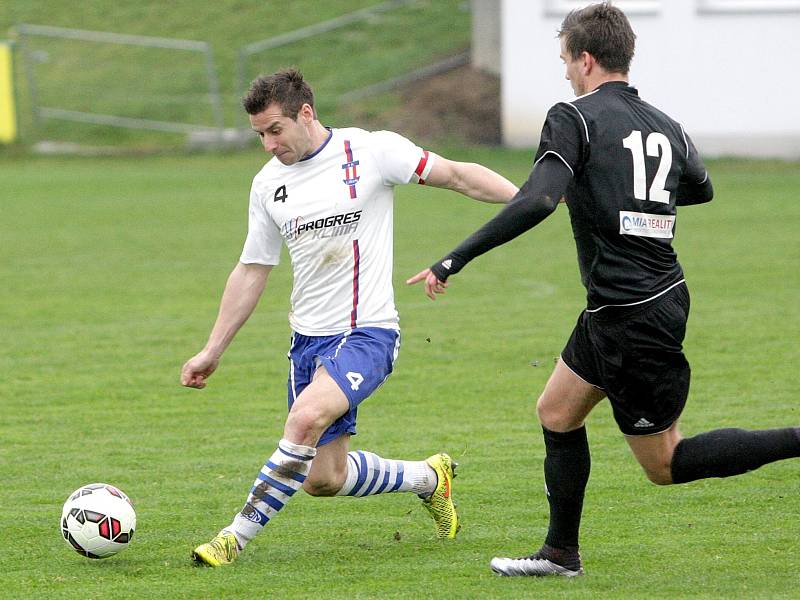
[181,262,272,388]
[424,156,519,203]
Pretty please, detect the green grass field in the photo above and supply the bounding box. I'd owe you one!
[1,150,799,598]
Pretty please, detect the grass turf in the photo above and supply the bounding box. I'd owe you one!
[1,150,799,598]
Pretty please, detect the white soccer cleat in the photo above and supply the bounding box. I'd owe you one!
[490,554,584,577]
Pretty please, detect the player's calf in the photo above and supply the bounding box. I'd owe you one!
[671,427,800,484]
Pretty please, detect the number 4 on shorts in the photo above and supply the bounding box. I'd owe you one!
[346,371,364,391]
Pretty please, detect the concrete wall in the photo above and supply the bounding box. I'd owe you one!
[472,0,501,75]
[499,0,800,158]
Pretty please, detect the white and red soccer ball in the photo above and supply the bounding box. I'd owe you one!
[61,483,136,559]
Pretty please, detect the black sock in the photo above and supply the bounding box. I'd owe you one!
[537,543,582,571]
[671,427,800,484]
[542,426,590,555]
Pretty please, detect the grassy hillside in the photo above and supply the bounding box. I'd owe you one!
[0,0,471,148]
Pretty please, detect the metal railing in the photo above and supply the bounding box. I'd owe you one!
[234,0,410,97]
[13,2,470,145]
[15,23,224,135]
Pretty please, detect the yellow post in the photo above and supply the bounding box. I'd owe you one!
[0,41,18,143]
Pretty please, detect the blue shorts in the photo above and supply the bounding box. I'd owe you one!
[287,327,401,446]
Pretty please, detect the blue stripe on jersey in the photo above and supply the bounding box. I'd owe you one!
[266,460,307,484]
[256,472,298,497]
[351,451,369,496]
[389,463,405,492]
[360,452,382,496]
[300,127,333,162]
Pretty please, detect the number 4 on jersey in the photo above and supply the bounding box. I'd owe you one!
[274,185,288,203]
[622,130,672,204]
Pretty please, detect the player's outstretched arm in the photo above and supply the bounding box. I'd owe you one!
[424,156,518,204]
[181,262,272,388]
[407,156,572,300]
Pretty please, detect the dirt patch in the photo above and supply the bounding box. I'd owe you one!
[352,64,501,146]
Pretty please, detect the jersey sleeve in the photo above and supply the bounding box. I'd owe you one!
[239,183,282,266]
[533,102,586,175]
[368,130,437,186]
[680,127,708,184]
[676,127,713,206]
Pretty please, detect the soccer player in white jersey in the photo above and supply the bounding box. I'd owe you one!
[182,68,518,566]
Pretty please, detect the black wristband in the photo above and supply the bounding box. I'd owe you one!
[430,256,462,282]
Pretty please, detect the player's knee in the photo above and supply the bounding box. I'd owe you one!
[536,395,575,431]
[536,395,554,425]
[286,405,331,442]
[302,476,340,497]
[641,462,673,486]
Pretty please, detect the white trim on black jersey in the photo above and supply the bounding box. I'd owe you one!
[534,150,574,175]
[679,124,690,160]
[585,279,686,313]
[565,87,600,144]
[564,101,591,143]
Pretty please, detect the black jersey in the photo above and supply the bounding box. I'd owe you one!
[535,81,710,310]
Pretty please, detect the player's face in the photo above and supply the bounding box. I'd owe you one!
[559,36,586,96]
[250,103,315,165]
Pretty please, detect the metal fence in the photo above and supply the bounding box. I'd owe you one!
[15,23,224,135]
[235,0,410,97]
[13,2,469,144]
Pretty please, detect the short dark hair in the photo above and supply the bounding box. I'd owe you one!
[242,68,315,119]
[558,2,636,75]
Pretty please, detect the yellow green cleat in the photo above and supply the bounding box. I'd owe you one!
[192,531,240,567]
[422,453,460,539]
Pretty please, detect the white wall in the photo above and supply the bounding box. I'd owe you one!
[472,0,502,75]
[501,0,800,158]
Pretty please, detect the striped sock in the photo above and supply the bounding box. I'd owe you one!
[335,451,435,497]
[226,438,316,549]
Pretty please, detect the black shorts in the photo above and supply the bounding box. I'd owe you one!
[561,283,691,436]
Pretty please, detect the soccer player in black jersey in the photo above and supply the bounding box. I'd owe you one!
[408,2,800,578]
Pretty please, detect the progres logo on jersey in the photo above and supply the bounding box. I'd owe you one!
[281,210,362,241]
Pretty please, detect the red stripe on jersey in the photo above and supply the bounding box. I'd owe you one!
[414,150,430,185]
[344,140,358,198]
[350,240,360,328]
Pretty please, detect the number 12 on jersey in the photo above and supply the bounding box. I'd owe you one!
[622,130,672,204]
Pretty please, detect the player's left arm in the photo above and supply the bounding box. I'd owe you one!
[424,156,519,204]
[675,172,713,206]
[675,129,714,206]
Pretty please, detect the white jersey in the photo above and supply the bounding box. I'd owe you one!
[240,127,436,336]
